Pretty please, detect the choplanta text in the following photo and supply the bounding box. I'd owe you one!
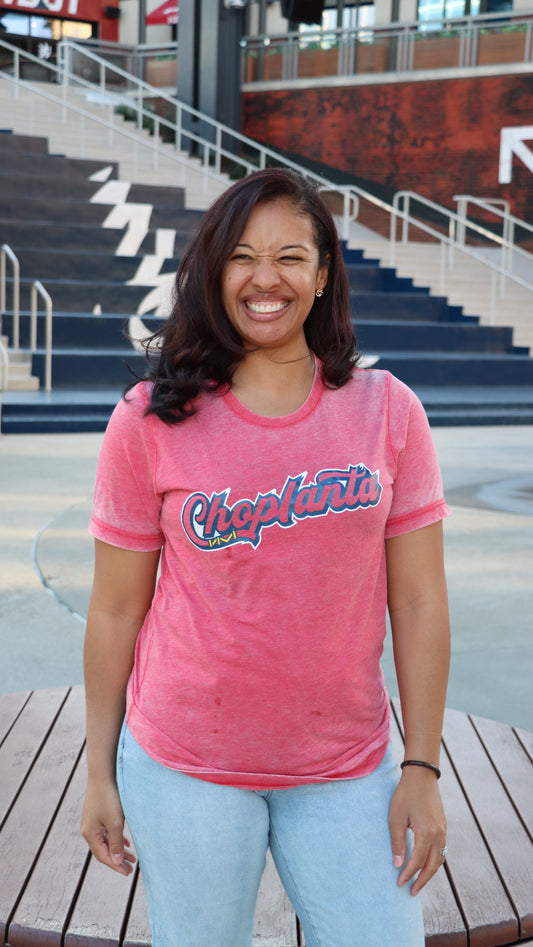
[181,464,382,550]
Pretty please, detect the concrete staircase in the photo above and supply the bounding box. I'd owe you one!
[0,334,38,390]
[353,239,533,353]
[0,78,230,210]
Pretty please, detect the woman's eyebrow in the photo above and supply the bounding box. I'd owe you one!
[234,242,311,251]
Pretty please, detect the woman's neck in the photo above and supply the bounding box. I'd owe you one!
[231,349,315,418]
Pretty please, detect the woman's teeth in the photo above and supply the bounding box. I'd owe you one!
[246,301,288,314]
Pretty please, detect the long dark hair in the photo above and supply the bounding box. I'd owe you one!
[142,168,359,423]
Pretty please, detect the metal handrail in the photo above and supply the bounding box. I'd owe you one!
[31,282,53,392]
[391,191,533,323]
[0,64,232,191]
[0,337,8,436]
[1,244,20,349]
[453,195,533,293]
[0,337,8,391]
[0,38,394,233]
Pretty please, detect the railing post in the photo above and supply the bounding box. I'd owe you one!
[0,337,9,434]
[390,194,399,267]
[31,281,53,393]
[439,240,447,296]
[525,21,533,61]
[343,191,350,242]
[153,116,160,168]
[215,125,222,175]
[61,41,70,121]
[401,194,409,244]
[488,268,497,325]
[1,245,20,350]
[456,196,467,246]
[448,215,456,269]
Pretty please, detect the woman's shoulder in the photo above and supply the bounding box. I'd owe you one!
[345,366,415,405]
[115,381,154,414]
[105,382,155,435]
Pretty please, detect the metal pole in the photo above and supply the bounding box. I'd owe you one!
[138,0,147,45]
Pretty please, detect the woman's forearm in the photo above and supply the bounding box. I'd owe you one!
[83,541,160,783]
[391,598,450,764]
[84,608,143,783]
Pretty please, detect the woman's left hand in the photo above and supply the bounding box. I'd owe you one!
[388,766,447,896]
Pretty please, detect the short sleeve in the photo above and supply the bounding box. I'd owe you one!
[385,376,450,539]
[89,384,164,551]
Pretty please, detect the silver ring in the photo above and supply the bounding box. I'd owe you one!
[440,846,448,858]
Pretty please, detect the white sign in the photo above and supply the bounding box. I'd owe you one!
[499,126,533,184]
[0,0,79,13]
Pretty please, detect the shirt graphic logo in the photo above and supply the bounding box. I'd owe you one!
[182,464,382,550]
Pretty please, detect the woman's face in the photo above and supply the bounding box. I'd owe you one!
[221,198,329,358]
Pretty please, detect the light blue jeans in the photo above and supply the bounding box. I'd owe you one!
[117,722,424,947]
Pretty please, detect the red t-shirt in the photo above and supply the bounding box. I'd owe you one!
[89,366,449,789]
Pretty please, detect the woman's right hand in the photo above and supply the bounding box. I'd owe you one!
[81,778,136,876]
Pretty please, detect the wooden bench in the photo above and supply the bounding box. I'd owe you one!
[1,685,532,946]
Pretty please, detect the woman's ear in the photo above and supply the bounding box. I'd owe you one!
[316,263,329,294]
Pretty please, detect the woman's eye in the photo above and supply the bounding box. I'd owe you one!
[279,255,302,264]
[231,253,253,262]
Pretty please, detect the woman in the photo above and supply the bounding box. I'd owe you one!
[81,168,450,946]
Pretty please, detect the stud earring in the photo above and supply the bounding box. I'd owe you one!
[315,289,324,298]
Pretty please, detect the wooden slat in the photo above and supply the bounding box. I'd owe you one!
[64,833,138,946]
[0,687,69,827]
[0,690,30,746]
[442,707,533,943]
[471,715,533,840]
[252,850,299,946]
[515,728,533,765]
[438,738,517,947]
[0,687,85,945]
[392,698,521,946]
[7,750,90,947]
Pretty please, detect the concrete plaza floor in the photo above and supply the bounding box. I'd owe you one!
[0,423,532,732]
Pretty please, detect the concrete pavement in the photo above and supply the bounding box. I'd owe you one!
[0,424,532,731]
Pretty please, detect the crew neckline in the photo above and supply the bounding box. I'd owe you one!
[223,356,324,427]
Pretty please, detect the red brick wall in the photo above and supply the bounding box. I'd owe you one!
[241,74,533,222]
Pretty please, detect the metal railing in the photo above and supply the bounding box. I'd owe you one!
[391,191,533,323]
[0,37,393,224]
[31,282,53,392]
[0,337,8,435]
[241,9,533,84]
[1,244,20,349]
[57,38,178,86]
[0,242,54,392]
[454,195,533,291]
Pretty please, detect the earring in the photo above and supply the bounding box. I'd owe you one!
[315,289,324,298]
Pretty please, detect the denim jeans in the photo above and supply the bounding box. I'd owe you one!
[117,721,424,947]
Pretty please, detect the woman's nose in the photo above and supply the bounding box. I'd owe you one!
[251,259,281,289]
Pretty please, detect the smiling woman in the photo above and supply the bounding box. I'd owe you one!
[82,168,450,947]
[220,198,329,415]
[221,199,328,352]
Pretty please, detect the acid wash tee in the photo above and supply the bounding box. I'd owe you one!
[89,366,450,790]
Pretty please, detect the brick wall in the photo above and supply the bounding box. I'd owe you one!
[241,74,533,222]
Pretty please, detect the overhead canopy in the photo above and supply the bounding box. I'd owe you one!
[146,0,178,25]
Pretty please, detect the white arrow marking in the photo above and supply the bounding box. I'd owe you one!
[499,126,533,184]
[89,166,115,183]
